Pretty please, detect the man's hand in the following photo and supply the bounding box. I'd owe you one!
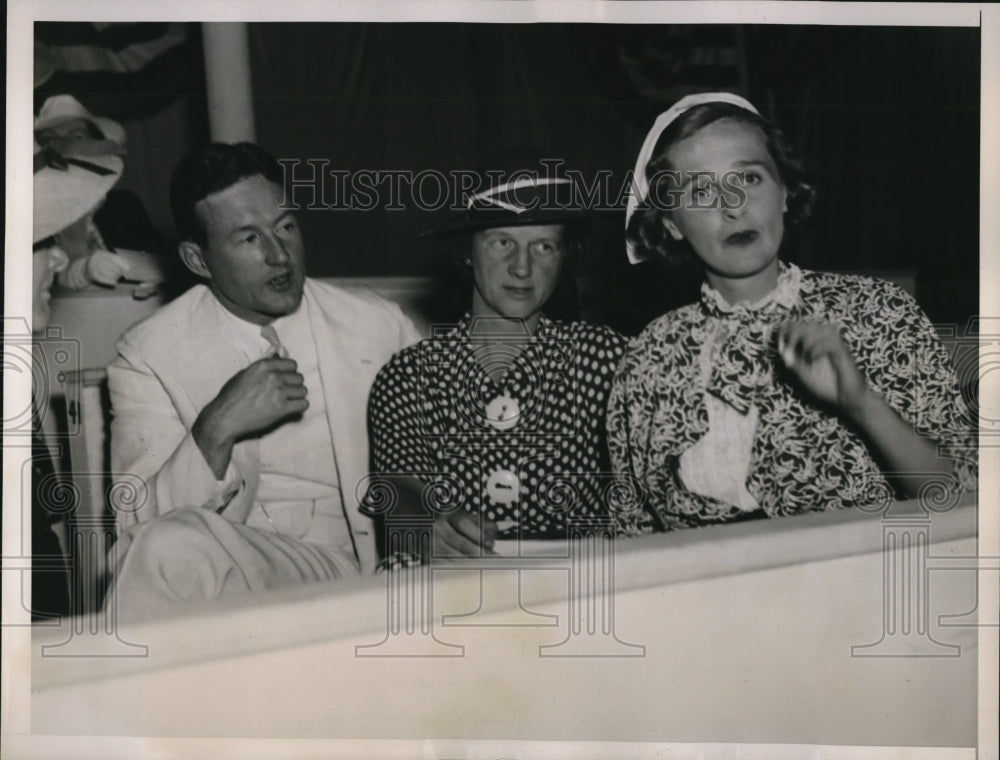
[434,510,498,557]
[777,321,869,415]
[193,357,308,478]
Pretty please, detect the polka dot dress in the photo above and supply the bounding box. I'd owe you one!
[366,313,629,541]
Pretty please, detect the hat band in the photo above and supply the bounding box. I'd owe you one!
[33,139,126,176]
[468,177,572,213]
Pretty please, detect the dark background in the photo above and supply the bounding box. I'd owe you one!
[35,22,980,334]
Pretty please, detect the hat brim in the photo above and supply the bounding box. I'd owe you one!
[418,207,589,241]
[33,155,123,243]
[34,114,127,146]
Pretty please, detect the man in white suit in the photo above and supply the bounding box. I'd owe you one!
[104,143,420,619]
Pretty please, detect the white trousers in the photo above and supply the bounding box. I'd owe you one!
[104,507,359,622]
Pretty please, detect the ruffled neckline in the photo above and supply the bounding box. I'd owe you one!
[700,261,802,319]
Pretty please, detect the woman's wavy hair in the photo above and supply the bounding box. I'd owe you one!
[626,102,816,269]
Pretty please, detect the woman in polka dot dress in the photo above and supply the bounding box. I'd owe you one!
[363,163,632,561]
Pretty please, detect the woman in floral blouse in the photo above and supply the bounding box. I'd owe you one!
[609,92,977,533]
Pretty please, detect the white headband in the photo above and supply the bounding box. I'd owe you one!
[625,92,761,264]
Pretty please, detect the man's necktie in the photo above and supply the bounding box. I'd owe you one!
[261,324,288,359]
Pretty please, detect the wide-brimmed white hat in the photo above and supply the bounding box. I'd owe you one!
[34,94,127,146]
[33,138,125,243]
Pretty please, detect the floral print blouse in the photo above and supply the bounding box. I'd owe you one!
[607,263,977,533]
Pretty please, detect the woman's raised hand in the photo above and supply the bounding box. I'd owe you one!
[777,321,870,416]
[775,319,958,499]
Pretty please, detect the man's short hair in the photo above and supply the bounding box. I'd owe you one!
[170,142,284,245]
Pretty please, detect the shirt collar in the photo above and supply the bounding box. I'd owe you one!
[270,294,309,347]
[700,261,802,319]
[210,291,308,363]
[457,311,554,338]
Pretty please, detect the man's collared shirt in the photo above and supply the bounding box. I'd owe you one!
[209,293,353,561]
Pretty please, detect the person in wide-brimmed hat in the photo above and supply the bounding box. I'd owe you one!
[34,94,129,146]
[35,95,170,288]
[26,137,125,620]
[30,136,131,619]
[32,134,131,294]
[363,155,636,563]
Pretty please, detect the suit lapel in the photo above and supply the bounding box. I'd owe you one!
[304,280,378,572]
[164,282,379,569]
[168,289,251,417]
[163,287,262,504]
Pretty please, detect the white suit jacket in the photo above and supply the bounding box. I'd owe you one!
[107,278,421,574]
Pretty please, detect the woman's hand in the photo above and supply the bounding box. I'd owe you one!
[60,250,132,289]
[434,511,498,557]
[777,321,870,415]
[365,475,499,558]
[85,250,131,286]
[776,320,958,499]
[59,257,92,290]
